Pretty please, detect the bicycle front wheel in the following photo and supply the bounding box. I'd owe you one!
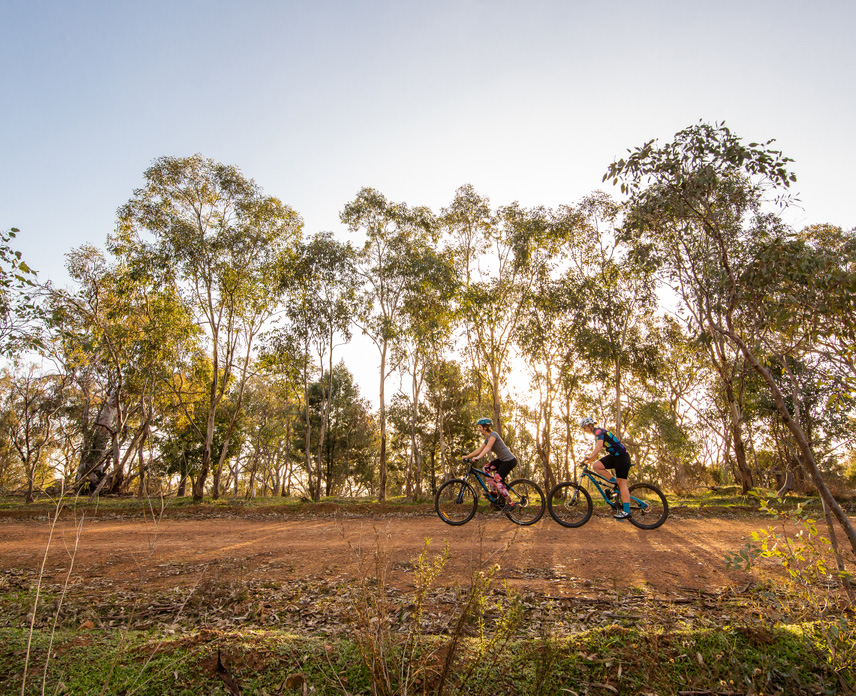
[547,482,593,528]
[627,482,669,529]
[435,479,479,526]
[504,479,545,525]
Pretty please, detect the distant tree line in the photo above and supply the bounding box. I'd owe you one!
[0,125,854,525]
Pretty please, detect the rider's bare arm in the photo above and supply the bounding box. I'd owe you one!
[464,435,497,462]
[584,439,604,465]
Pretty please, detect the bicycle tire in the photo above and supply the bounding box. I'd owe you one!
[627,482,669,529]
[547,482,593,528]
[435,479,479,526]
[504,479,545,525]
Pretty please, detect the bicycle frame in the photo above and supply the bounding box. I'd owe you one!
[460,461,504,501]
[578,465,646,508]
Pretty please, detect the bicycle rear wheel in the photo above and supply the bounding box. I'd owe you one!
[627,482,669,529]
[547,482,593,528]
[504,479,545,525]
[435,479,478,526]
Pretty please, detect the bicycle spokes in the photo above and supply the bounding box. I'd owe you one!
[547,482,593,528]
[435,479,478,525]
[503,479,546,526]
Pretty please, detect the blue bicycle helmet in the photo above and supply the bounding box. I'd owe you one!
[476,417,493,426]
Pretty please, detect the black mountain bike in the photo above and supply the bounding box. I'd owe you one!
[547,464,669,530]
[435,459,545,526]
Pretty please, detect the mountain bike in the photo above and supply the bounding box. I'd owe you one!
[547,464,668,529]
[435,459,545,526]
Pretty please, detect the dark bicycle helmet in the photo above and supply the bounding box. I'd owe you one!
[476,417,493,426]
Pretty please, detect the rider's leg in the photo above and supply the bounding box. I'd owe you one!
[592,460,616,483]
[617,477,630,504]
[493,473,509,500]
[484,463,500,496]
[496,459,517,501]
[613,454,633,512]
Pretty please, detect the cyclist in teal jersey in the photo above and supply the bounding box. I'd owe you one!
[580,417,633,520]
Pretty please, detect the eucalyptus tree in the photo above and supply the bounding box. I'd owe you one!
[266,233,357,500]
[447,191,568,431]
[0,228,44,357]
[107,233,200,495]
[741,224,856,489]
[793,225,856,406]
[441,185,493,413]
[158,385,244,497]
[755,352,856,490]
[423,358,479,486]
[626,317,709,488]
[0,366,66,502]
[318,361,375,497]
[565,192,659,438]
[50,241,199,496]
[340,187,436,501]
[303,233,358,500]
[48,246,124,494]
[0,412,23,493]
[117,154,303,501]
[52,246,141,494]
[396,245,459,499]
[517,235,589,489]
[257,326,312,494]
[608,121,856,555]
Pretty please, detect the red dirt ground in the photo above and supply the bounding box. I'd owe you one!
[0,507,771,597]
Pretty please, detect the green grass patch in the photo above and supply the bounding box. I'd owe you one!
[1,622,849,696]
[0,494,434,522]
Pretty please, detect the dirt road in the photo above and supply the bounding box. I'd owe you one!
[0,507,766,597]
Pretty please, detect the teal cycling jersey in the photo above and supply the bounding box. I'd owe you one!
[594,427,626,456]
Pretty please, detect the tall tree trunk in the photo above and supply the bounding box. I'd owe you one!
[378,341,388,502]
[314,342,334,502]
[193,327,221,502]
[409,352,424,501]
[536,402,556,492]
[724,381,753,493]
[725,327,856,556]
[282,418,292,497]
[24,457,35,504]
[193,408,216,501]
[614,355,622,436]
[303,360,314,499]
[136,405,151,498]
[490,356,502,434]
[76,386,118,494]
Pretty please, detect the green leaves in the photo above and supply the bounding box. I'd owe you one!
[0,227,45,357]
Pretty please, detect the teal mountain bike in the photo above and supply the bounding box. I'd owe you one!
[547,464,669,530]
[435,459,545,526]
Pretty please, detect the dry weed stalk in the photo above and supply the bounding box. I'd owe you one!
[21,482,85,696]
[40,488,86,696]
[343,520,524,696]
[21,486,206,696]
[347,524,445,695]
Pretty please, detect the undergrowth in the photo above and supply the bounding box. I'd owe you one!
[0,622,848,696]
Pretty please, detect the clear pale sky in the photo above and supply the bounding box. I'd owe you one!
[2,0,854,398]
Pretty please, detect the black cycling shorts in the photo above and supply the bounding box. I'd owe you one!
[600,452,632,479]
[486,457,517,481]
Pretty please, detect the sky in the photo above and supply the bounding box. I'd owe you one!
[1,0,854,401]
